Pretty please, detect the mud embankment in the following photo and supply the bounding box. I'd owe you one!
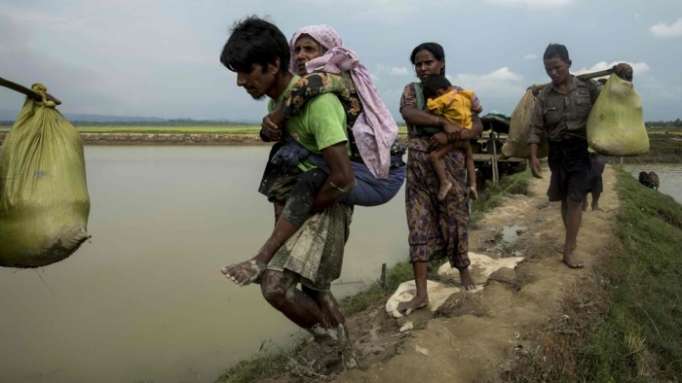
[218,168,622,383]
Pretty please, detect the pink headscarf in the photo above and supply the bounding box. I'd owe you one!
[289,25,398,179]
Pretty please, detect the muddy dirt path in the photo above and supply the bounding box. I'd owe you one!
[332,167,619,383]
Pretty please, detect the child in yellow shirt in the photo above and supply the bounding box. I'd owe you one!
[422,75,480,201]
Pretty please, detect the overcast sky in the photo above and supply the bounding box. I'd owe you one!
[1,0,681,122]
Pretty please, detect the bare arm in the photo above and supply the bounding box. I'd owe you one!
[527,95,544,178]
[431,114,483,147]
[401,104,446,127]
[312,142,355,211]
[399,83,444,128]
[264,73,348,131]
[529,143,542,178]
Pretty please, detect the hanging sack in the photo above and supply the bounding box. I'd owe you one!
[0,84,90,268]
[587,74,649,156]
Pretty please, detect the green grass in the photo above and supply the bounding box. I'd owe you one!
[339,261,414,315]
[506,169,682,383]
[0,124,408,135]
[0,123,261,134]
[76,124,260,134]
[574,169,682,382]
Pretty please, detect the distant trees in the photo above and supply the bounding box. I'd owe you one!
[646,119,682,129]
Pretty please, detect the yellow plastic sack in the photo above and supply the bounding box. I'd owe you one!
[587,74,649,156]
[0,85,90,268]
[501,89,548,158]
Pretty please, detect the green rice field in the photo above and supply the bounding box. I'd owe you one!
[0,123,411,135]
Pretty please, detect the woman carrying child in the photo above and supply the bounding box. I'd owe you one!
[397,42,483,314]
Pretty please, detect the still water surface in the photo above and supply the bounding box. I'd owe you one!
[0,146,408,383]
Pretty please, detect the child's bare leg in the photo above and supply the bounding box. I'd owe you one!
[430,144,455,201]
[223,170,327,285]
[464,143,477,200]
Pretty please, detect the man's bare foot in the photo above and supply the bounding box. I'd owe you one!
[437,180,453,201]
[562,250,584,269]
[397,295,429,315]
[221,258,265,286]
[459,268,476,290]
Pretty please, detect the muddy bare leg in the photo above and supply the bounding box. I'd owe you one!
[223,171,326,285]
[260,269,330,333]
[302,286,342,327]
[397,261,429,314]
[222,215,299,285]
[303,286,349,345]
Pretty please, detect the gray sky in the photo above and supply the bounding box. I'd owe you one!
[1,0,681,122]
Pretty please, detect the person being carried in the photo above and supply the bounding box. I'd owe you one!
[264,25,405,207]
[421,74,479,201]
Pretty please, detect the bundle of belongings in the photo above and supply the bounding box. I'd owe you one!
[0,82,90,268]
[502,88,548,159]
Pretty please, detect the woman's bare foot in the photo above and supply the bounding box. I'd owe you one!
[459,268,476,290]
[221,258,266,286]
[437,180,453,201]
[397,294,429,315]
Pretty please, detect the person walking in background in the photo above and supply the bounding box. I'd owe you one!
[528,43,632,268]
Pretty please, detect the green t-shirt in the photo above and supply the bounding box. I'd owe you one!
[269,75,348,170]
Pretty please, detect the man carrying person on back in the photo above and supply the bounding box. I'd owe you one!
[219,16,356,367]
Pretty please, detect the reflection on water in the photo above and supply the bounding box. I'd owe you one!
[0,146,408,383]
[627,164,682,203]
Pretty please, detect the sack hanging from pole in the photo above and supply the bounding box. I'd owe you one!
[501,88,548,158]
[0,83,90,268]
[587,74,649,156]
